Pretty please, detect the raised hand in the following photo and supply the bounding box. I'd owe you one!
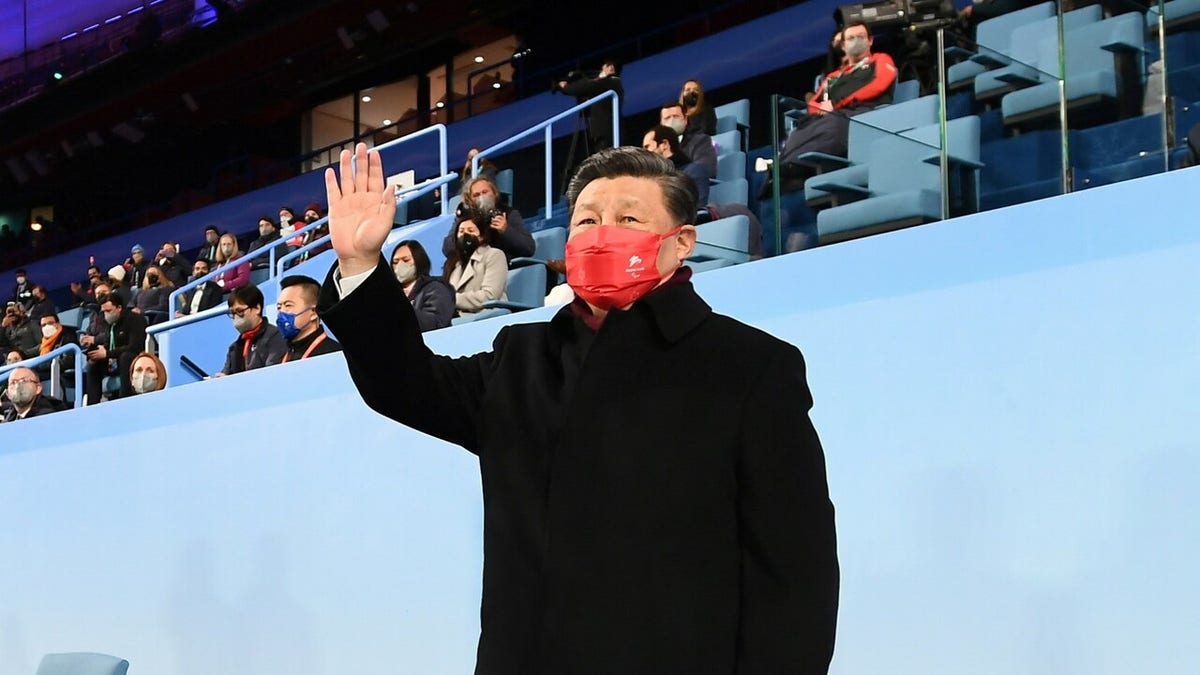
[324,142,396,277]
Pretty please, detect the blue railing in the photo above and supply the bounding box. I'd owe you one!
[472,90,620,218]
[0,344,85,409]
[274,172,459,276]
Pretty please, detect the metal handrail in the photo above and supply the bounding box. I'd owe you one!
[0,344,85,409]
[472,90,620,218]
[274,172,460,276]
[165,228,297,318]
[374,123,450,215]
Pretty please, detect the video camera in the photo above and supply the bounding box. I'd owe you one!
[834,0,956,32]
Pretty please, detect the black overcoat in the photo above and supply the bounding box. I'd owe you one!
[319,260,839,675]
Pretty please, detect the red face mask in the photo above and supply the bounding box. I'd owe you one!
[565,224,683,310]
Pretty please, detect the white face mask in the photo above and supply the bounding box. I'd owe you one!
[393,261,417,284]
[41,325,57,338]
[475,193,497,211]
[221,244,234,255]
[259,226,273,237]
[8,381,36,406]
[131,372,159,394]
[844,36,869,57]
[663,117,686,135]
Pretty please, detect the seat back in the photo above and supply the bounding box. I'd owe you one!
[711,129,741,157]
[893,79,920,103]
[870,116,982,196]
[37,653,129,675]
[714,99,750,128]
[716,151,747,182]
[530,226,567,261]
[494,168,514,201]
[847,94,941,163]
[505,264,548,308]
[975,1,1056,61]
[976,5,1102,96]
[707,178,748,206]
[1035,12,1144,82]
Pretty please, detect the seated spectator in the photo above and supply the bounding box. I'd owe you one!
[462,147,499,182]
[27,285,57,323]
[292,202,332,261]
[276,275,342,362]
[36,312,78,390]
[2,367,69,422]
[133,264,174,325]
[83,293,147,404]
[69,266,104,307]
[679,79,717,136]
[106,265,133,307]
[444,220,508,315]
[217,285,286,376]
[441,176,534,262]
[5,351,21,366]
[11,269,34,310]
[176,259,224,318]
[775,22,896,189]
[643,125,711,205]
[154,241,191,288]
[215,233,251,291]
[278,206,302,241]
[247,217,288,270]
[129,352,168,395]
[197,225,221,264]
[661,102,717,179]
[124,244,149,290]
[392,240,454,331]
[2,303,38,360]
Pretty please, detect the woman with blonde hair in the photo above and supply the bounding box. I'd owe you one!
[214,233,250,291]
[134,263,175,325]
[129,352,167,394]
[679,79,717,136]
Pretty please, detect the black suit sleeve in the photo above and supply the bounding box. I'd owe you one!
[735,344,839,674]
[319,259,500,453]
[560,77,619,99]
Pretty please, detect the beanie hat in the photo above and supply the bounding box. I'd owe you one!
[107,265,126,282]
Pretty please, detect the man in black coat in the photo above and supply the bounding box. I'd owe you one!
[82,294,147,403]
[175,258,225,319]
[318,143,838,675]
[2,367,70,422]
[557,59,624,153]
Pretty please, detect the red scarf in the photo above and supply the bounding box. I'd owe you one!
[241,321,264,361]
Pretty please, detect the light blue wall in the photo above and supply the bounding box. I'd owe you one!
[1,168,1198,675]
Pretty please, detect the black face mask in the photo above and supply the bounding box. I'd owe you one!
[148,276,160,288]
[683,92,699,107]
[457,234,481,257]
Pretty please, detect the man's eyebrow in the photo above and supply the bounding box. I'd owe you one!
[575,197,643,212]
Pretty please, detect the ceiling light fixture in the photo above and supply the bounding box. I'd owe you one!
[474,55,484,63]
[361,95,372,103]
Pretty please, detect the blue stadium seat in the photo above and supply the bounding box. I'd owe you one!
[716,151,747,182]
[689,215,751,272]
[1147,0,1200,34]
[946,2,1055,89]
[510,227,567,268]
[714,98,750,150]
[802,94,941,204]
[707,178,748,206]
[1001,12,1144,127]
[892,79,920,103]
[975,6,1102,102]
[816,116,982,244]
[36,652,128,675]
[494,168,514,201]
[483,264,548,313]
[711,129,741,158]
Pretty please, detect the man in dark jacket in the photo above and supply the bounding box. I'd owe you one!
[83,294,147,403]
[10,269,34,309]
[318,143,838,675]
[247,217,288,271]
[218,285,286,376]
[276,275,341,363]
[3,303,39,360]
[557,59,624,153]
[643,124,711,205]
[661,102,717,180]
[2,367,70,422]
[27,285,57,323]
[175,259,224,318]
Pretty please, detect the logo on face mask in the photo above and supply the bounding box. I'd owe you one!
[565,225,683,310]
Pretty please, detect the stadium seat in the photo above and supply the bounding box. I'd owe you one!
[509,227,567,268]
[689,214,751,272]
[1001,12,1144,127]
[816,116,982,244]
[494,168,514,201]
[707,178,748,206]
[802,94,941,205]
[1147,0,1200,34]
[483,264,547,313]
[714,98,750,150]
[945,2,1055,89]
[975,6,1102,102]
[711,129,741,158]
[36,652,129,675]
[716,151,747,182]
[892,79,920,103]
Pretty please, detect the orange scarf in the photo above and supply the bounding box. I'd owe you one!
[40,325,62,355]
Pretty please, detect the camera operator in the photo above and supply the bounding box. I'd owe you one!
[441,176,535,263]
[554,59,624,153]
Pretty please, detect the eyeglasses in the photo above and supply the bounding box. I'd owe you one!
[227,307,251,318]
[7,378,38,386]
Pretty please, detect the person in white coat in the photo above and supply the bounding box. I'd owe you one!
[443,219,508,315]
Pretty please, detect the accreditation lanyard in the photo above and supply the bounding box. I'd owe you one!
[282,333,327,363]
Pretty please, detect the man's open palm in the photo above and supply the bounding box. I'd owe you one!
[325,142,396,277]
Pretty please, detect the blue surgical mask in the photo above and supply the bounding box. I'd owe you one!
[276,307,314,340]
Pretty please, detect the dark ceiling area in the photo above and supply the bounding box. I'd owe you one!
[0,0,791,261]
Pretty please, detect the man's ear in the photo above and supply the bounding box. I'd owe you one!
[673,225,697,263]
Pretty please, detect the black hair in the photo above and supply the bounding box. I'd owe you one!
[645,125,683,155]
[395,240,432,278]
[566,147,698,225]
[279,274,321,306]
[205,225,220,234]
[229,284,264,310]
[602,58,621,75]
[100,293,126,310]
